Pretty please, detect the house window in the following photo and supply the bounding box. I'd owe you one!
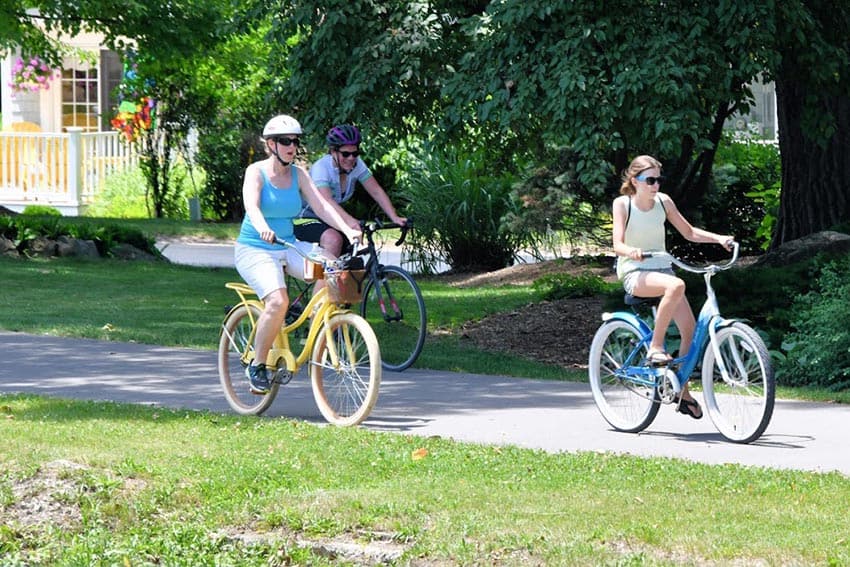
[61,59,99,132]
[59,51,124,132]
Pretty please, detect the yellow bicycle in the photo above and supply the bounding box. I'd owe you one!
[217,238,381,426]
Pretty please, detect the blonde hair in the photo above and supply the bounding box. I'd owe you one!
[619,155,663,195]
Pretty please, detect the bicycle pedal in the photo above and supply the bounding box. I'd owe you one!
[273,369,293,385]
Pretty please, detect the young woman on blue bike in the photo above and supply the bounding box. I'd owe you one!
[612,155,733,419]
[234,114,362,395]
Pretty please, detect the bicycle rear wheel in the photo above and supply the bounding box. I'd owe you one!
[310,312,381,426]
[218,304,279,416]
[360,264,426,372]
[588,319,659,432]
[701,322,775,443]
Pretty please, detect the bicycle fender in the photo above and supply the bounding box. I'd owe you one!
[710,316,743,331]
[602,311,652,336]
[223,299,264,324]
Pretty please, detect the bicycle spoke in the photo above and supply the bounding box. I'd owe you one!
[588,320,659,432]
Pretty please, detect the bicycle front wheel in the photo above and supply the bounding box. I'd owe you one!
[588,319,659,432]
[701,322,775,443]
[360,264,426,372]
[218,304,279,416]
[310,312,382,426]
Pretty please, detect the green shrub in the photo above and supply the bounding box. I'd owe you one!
[86,167,150,218]
[86,162,207,220]
[21,205,61,216]
[399,145,539,273]
[705,134,781,253]
[532,271,612,300]
[0,215,159,257]
[779,257,850,390]
[503,146,610,254]
[0,215,17,239]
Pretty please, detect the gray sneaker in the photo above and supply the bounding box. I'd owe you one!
[248,362,271,394]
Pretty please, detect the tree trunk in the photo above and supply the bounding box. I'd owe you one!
[772,77,850,248]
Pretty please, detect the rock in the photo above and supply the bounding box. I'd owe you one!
[23,236,57,257]
[0,236,20,257]
[56,235,100,259]
[753,231,850,268]
[110,242,158,261]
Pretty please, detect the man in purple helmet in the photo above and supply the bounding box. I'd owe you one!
[294,124,406,256]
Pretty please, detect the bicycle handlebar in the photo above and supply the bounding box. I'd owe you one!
[642,241,739,274]
[360,218,413,247]
[273,235,361,270]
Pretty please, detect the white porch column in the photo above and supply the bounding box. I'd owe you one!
[66,127,83,207]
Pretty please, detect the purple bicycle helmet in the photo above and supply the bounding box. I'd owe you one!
[326,124,361,148]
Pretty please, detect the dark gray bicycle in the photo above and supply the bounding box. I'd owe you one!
[287,219,426,372]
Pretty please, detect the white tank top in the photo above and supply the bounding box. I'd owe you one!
[616,195,671,279]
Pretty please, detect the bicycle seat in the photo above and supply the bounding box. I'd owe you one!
[624,294,661,307]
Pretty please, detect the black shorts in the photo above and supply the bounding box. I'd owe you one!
[293,219,330,243]
[293,219,354,254]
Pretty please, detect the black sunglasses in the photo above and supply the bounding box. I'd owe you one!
[336,150,359,158]
[273,136,300,146]
[635,174,666,185]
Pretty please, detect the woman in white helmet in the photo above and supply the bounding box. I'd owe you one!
[234,114,362,394]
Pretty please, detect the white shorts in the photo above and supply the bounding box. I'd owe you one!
[621,268,675,296]
[233,241,314,300]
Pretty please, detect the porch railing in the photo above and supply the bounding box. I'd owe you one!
[0,127,138,215]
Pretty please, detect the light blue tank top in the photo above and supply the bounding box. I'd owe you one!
[237,166,301,249]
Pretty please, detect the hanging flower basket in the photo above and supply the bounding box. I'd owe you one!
[8,56,61,95]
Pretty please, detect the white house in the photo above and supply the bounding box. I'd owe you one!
[1,30,135,215]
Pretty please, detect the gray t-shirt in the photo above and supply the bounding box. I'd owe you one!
[300,153,373,219]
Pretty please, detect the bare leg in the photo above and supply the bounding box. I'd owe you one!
[631,271,687,354]
[253,288,289,366]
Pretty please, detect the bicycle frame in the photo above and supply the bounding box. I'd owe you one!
[605,245,742,398]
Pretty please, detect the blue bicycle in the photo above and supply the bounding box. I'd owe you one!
[588,243,775,443]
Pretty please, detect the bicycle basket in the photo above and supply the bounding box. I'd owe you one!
[325,269,366,304]
[303,258,324,282]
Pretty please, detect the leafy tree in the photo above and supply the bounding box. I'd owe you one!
[191,21,277,221]
[443,1,777,208]
[3,0,230,219]
[263,0,481,152]
[1,0,223,67]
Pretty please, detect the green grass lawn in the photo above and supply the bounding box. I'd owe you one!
[1,395,849,565]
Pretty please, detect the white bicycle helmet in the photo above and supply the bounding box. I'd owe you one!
[262,114,303,138]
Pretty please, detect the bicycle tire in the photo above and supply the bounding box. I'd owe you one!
[310,312,382,426]
[360,264,426,372]
[218,304,280,416]
[701,322,775,443]
[588,319,660,432]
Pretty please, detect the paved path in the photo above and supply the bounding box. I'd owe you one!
[2,331,848,477]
